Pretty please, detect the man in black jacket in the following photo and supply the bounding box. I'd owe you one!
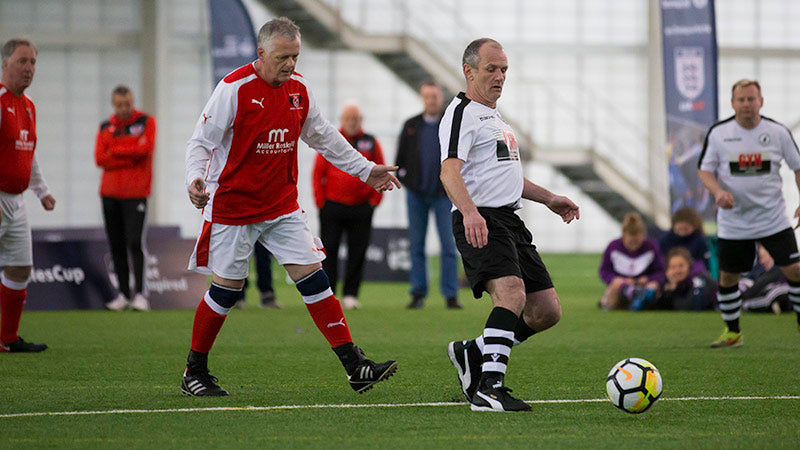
[396,80,461,309]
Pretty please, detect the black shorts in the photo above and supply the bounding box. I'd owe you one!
[718,227,800,273]
[452,206,554,299]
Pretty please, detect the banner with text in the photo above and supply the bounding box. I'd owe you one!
[26,228,208,311]
[661,0,718,221]
[208,0,257,85]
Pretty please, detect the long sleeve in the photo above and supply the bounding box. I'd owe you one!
[312,153,328,209]
[107,115,156,159]
[368,138,385,206]
[645,241,666,284]
[186,81,237,190]
[599,244,616,285]
[94,128,134,170]
[395,119,410,181]
[27,155,49,199]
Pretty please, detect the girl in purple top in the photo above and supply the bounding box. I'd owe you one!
[599,213,665,310]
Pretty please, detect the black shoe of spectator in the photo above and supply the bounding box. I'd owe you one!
[446,297,463,309]
[407,293,424,309]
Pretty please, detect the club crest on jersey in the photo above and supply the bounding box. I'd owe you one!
[356,139,374,152]
[129,123,145,136]
[288,93,303,110]
[495,129,520,162]
[759,133,770,146]
[729,152,770,176]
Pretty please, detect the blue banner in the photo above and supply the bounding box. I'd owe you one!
[661,0,718,221]
[208,0,257,85]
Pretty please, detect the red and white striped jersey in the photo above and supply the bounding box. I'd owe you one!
[186,63,375,225]
[0,84,48,197]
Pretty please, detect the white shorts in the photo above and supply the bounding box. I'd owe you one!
[0,192,32,267]
[188,208,325,279]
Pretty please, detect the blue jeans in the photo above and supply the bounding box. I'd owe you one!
[406,191,458,298]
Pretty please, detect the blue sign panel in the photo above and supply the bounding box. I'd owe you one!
[208,0,257,85]
[661,0,718,221]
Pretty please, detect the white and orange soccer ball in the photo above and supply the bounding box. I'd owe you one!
[606,357,663,413]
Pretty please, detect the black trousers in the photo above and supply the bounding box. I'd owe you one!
[102,197,147,298]
[319,201,374,297]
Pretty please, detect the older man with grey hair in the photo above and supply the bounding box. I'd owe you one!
[441,38,579,411]
[0,38,56,353]
[181,17,399,397]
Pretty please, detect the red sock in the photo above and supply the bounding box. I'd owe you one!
[0,284,26,344]
[305,296,353,348]
[190,299,227,353]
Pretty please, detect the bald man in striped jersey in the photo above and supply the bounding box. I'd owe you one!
[181,17,399,397]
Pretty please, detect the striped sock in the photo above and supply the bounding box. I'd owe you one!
[480,307,519,384]
[717,284,741,333]
[788,280,800,326]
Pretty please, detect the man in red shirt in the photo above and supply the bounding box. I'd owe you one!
[313,104,384,310]
[182,17,400,396]
[94,85,156,311]
[0,39,56,353]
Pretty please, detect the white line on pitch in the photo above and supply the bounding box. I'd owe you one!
[0,396,798,419]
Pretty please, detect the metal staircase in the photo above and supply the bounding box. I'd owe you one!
[260,0,664,229]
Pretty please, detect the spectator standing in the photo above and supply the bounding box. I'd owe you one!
[94,85,156,311]
[396,80,461,309]
[313,103,384,310]
[0,39,55,353]
[698,79,800,347]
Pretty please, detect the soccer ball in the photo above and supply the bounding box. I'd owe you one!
[606,357,663,413]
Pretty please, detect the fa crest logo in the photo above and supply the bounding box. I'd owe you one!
[288,93,302,109]
[19,129,29,141]
[674,46,704,100]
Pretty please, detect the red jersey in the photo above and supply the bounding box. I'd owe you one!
[186,63,375,225]
[0,84,37,195]
[94,109,156,198]
[312,129,384,208]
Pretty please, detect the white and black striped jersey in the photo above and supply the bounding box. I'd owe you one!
[699,115,800,239]
[439,92,523,210]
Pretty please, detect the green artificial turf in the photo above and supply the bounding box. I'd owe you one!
[1,254,799,449]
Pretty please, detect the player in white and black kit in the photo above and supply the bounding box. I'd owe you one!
[698,79,800,348]
[441,38,580,412]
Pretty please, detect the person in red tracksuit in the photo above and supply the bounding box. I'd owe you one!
[94,85,156,312]
[313,104,384,310]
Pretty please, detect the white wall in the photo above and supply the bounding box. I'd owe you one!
[8,0,800,255]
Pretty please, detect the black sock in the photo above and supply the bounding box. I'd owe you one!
[333,343,360,373]
[187,349,208,371]
[513,315,537,344]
